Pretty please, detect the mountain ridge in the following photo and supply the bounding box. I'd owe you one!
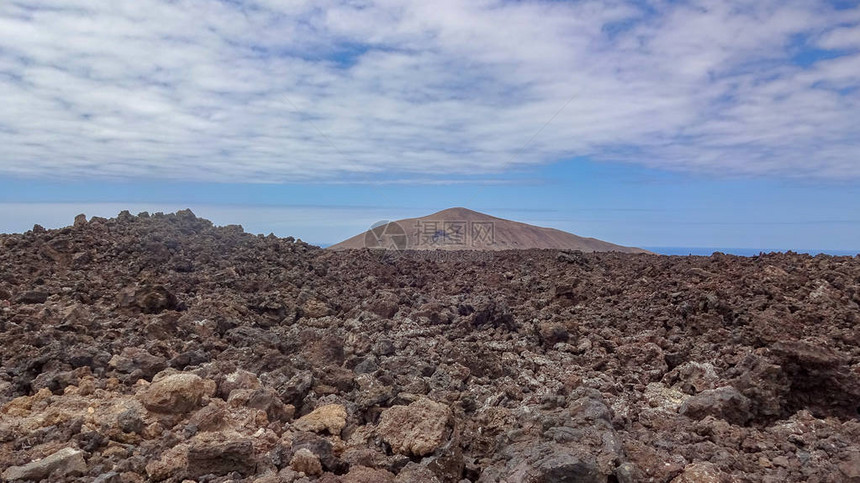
[328,207,650,253]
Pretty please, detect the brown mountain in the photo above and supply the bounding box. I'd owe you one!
[328,207,649,253]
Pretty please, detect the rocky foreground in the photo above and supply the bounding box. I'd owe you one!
[1,211,859,483]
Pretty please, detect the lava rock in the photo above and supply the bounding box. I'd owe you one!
[679,386,752,425]
[186,438,256,478]
[670,462,722,482]
[377,397,452,457]
[138,373,207,414]
[341,465,396,483]
[293,404,347,435]
[2,447,86,481]
[14,290,49,304]
[290,448,323,476]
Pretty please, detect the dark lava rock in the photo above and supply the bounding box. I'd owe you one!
[117,407,145,434]
[121,285,181,314]
[14,290,49,304]
[186,439,256,478]
[679,386,753,425]
[486,442,605,483]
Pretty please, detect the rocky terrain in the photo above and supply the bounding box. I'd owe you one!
[1,210,859,482]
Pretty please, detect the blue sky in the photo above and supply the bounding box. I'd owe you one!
[0,0,859,251]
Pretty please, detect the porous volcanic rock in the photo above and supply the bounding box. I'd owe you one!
[377,397,452,457]
[138,372,207,414]
[293,403,347,435]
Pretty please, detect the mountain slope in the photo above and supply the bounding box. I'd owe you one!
[328,207,649,253]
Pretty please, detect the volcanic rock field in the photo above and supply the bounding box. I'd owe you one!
[1,210,859,482]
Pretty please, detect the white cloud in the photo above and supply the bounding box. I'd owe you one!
[0,0,858,181]
[818,24,860,49]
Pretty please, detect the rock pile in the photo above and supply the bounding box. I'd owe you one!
[0,210,858,482]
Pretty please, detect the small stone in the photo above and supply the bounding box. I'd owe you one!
[290,448,323,476]
[2,447,87,481]
[74,213,87,227]
[373,339,396,356]
[117,407,144,433]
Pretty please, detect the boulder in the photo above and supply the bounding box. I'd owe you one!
[138,373,207,414]
[293,403,347,435]
[109,347,167,379]
[2,447,86,481]
[186,438,256,478]
[377,398,451,457]
[494,442,605,483]
[14,290,49,305]
[679,386,752,425]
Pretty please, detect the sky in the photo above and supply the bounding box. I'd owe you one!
[0,0,859,252]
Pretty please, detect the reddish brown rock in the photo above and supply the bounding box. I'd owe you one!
[377,398,452,457]
[138,373,207,414]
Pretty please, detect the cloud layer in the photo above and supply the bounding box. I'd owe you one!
[1,0,859,182]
